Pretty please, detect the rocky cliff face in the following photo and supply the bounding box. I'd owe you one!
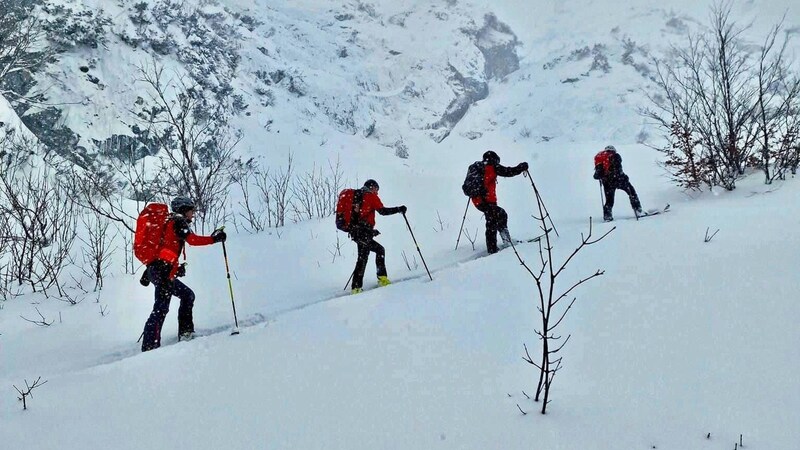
[3,0,519,163]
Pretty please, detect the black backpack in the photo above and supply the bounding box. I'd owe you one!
[462,161,487,197]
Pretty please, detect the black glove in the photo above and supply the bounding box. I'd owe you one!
[211,229,227,243]
[139,270,151,287]
[176,263,187,278]
[372,229,381,237]
[593,165,603,180]
[399,205,407,214]
[519,162,529,171]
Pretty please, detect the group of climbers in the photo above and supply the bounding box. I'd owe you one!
[135,146,641,351]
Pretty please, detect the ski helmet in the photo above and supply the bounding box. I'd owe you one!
[482,150,500,166]
[604,145,617,152]
[363,179,379,191]
[170,196,196,214]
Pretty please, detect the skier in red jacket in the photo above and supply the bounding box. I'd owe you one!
[593,145,642,221]
[344,179,406,294]
[141,197,226,351]
[470,151,528,254]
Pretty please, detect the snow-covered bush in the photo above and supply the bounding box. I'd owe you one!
[40,4,112,52]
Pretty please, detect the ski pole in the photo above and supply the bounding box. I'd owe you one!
[343,270,354,291]
[219,229,240,336]
[454,198,471,250]
[525,170,559,237]
[401,212,433,281]
[599,181,605,210]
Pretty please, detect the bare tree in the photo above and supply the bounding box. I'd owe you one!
[644,58,710,190]
[269,153,294,227]
[0,3,51,101]
[33,181,78,297]
[66,135,159,236]
[232,159,270,233]
[76,213,117,291]
[136,60,242,232]
[512,191,613,414]
[752,19,800,183]
[643,3,778,190]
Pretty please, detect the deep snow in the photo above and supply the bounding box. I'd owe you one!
[2,0,800,449]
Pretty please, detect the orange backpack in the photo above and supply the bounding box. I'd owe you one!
[133,203,170,265]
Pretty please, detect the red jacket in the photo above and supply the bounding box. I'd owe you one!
[357,191,385,227]
[471,163,526,206]
[156,216,215,279]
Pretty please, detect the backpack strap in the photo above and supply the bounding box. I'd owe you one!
[350,189,365,229]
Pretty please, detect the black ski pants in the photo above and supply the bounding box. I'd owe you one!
[475,201,508,254]
[602,176,641,217]
[350,228,387,290]
[142,261,195,352]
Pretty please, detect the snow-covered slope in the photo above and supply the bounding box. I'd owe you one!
[2,1,800,449]
[2,139,799,449]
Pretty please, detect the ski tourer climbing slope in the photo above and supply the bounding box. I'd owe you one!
[137,196,226,352]
[336,179,406,295]
[463,150,528,254]
[593,145,643,221]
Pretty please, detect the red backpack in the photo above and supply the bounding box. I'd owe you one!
[334,188,364,232]
[594,149,615,172]
[133,203,171,265]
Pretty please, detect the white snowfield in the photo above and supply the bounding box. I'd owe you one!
[1,0,799,449]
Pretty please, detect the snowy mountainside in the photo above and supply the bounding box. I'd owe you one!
[2,1,800,449]
[460,0,800,145]
[19,0,520,167]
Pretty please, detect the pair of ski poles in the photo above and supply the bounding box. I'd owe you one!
[343,212,433,290]
[455,169,558,250]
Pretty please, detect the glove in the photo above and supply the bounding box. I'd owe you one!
[593,165,603,180]
[139,270,151,287]
[211,229,227,243]
[398,205,407,214]
[176,263,187,278]
[519,162,529,171]
[372,229,381,237]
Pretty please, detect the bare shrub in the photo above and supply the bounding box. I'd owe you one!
[232,160,272,233]
[643,4,800,190]
[13,376,48,410]
[269,153,294,227]
[76,213,117,291]
[289,156,345,222]
[512,191,613,414]
[0,153,79,297]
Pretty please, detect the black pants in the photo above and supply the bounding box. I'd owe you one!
[350,229,387,290]
[475,202,508,254]
[602,176,641,217]
[142,262,195,352]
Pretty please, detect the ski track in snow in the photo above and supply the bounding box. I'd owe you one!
[93,238,547,369]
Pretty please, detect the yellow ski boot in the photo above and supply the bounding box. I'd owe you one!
[351,288,363,295]
[377,276,392,287]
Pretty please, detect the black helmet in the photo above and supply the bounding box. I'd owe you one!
[171,196,196,214]
[482,150,500,166]
[363,179,379,191]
